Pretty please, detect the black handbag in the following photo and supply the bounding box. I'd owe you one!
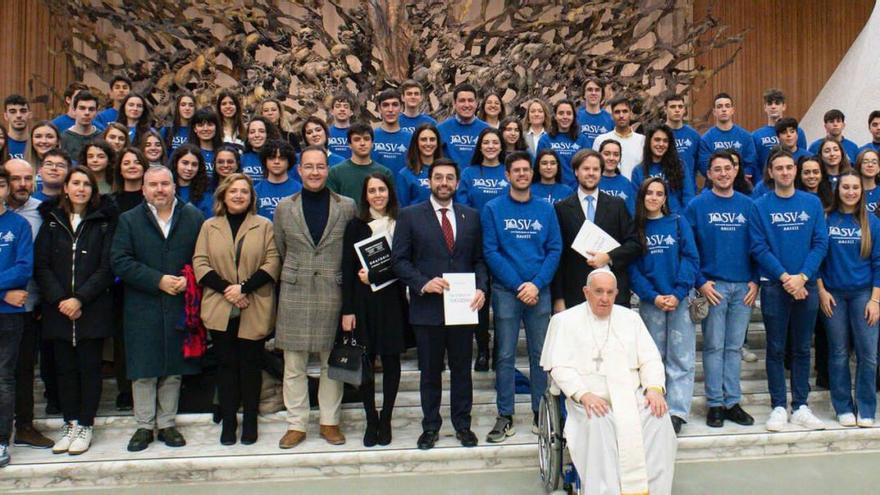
[328,334,370,387]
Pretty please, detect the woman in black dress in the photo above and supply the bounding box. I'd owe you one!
[341,173,410,447]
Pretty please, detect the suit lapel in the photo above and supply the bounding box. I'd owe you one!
[564,194,586,225]
[451,204,467,255]
[317,192,342,249]
[593,193,610,227]
[291,194,316,249]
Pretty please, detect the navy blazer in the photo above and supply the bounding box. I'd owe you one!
[392,200,488,326]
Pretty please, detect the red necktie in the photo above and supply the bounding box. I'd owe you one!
[440,208,455,252]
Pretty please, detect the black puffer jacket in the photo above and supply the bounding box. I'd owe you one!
[34,195,119,343]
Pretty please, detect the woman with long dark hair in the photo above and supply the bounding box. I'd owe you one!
[530,149,572,205]
[116,93,153,145]
[189,108,224,178]
[397,124,441,207]
[855,149,880,213]
[456,127,507,211]
[240,117,280,184]
[630,124,694,213]
[341,173,410,446]
[78,139,116,194]
[818,138,852,189]
[216,90,246,149]
[161,92,195,151]
[536,99,589,188]
[169,143,213,217]
[299,116,345,167]
[499,116,528,154]
[629,177,699,434]
[260,98,301,152]
[140,129,168,167]
[796,156,834,208]
[597,139,636,215]
[817,170,880,427]
[101,123,130,155]
[479,91,504,128]
[211,144,242,192]
[26,121,61,170]
[35,166,118,455]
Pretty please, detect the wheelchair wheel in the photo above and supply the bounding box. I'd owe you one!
[538,389,563,493]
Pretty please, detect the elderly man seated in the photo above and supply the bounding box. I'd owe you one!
[540,268,677,495]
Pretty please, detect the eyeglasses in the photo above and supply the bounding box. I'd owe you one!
[41,161,68,169]
[862,159,880,165]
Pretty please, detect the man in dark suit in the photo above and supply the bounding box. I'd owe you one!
[552,149,640,311]
[392,158,488,450]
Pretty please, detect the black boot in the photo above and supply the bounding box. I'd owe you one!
[221,416,237,446]
[377,409,392,446]
[241,411,258,445]
[363,410,379,447]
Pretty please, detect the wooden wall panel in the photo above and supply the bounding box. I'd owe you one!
[0,0,75,120]
[692,0,874,133]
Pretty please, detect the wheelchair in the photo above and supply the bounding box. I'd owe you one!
[537,382,580,494]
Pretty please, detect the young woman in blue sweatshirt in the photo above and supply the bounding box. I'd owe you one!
[536,99,589,188]
[189,108,224,179]
[239,117,279,185]
[795,156,834,208]
[854,149,880,213]
[397,124,441,207]
[161,92,195,152]
[456,127,508,211]
[817,171,880,427]
[169,144,213,218]
[210,145,241,192]
[817,138,852,190]
[529,149,572,205]
[597,139,636,215]
[628,177,699,432]
[630,124,695,214]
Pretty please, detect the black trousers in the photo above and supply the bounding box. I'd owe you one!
[112,284,132,399]
[361,353,401,421]
[210,318,262,427]
[53,338,103,427]
[14,312,37,425]
[414,324,473,432]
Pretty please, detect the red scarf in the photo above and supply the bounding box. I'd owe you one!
[181,264,206,359]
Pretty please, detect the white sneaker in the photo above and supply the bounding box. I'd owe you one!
[857,416,874,428]
[790,405,826,430]
[741,345,758,363]
[838,413,857,427]
[68,425,93,455]
[766,407,788,432]
[52,422,76,454]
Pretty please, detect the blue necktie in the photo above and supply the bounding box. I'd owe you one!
[585,195,595,223]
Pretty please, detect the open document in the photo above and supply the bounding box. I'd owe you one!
[571,220,620,260]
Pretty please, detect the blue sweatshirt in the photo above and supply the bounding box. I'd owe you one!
[752,125,808,172]
[161,126,190,151]
[750,180,771,200]
[481,193,562,292]
[808,137,860,163]
[240,152,264,184]
[372,127,412,175]
[699,125,759,178]
[0,209,34,313]
[684,191,755,287]
[860,142,880,154]
[7,138,26,159]
[576,108,614,148]
[396,166,431,207]
[530,182,573,205]
[399,113,437,134]
[51,114,76,132]
[599,174,636,215]
[456,164,508,211]
[328,125,351,159]
[628,214,700,302]
[438,117,489,168]
[866,187,880,214]
[200,149,215,179]
[254,177,302,220]
[629,162,695,214]
[820,211,880,291]
[671,125,701,185]
[178,185,214,219]
[94,107,118,128]
[536,132,591,188]
[749,190,828,280]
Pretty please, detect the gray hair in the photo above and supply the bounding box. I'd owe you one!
[586,268,617,288]
[144,164,173,181]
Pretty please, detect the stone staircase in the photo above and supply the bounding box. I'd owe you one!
[4,311,880,492]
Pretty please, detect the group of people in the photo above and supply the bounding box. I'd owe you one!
[0,76,879,494]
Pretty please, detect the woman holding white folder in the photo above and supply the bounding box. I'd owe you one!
[341,173,411,447]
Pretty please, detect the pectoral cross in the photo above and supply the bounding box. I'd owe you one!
[593,353,603,372]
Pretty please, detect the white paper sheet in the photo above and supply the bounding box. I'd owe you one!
[571,220,620,261]
[443,272,478,326]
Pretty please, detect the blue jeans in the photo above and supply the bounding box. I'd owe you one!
[760,281,818,410]
[702,281,752,407]
[492,284,550,416]
[639,301,695,419]
[822,288,878,418]
[0,313,24,444]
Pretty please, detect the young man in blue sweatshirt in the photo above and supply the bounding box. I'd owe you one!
[749,149,829,432]
[51,82,89,132]
[698,93,758,180]
[576,78,615,148]
[399,80,436,134]
[807,109,860,162]
[685,150,757,428]
[664,94,701,185]
[327,93,354,160]
[752,89,808,173]
[255,140,301,220]
[0,166,36,468]
[438,83,489,168]
[859,110,880,154]
[481,151,561,442]
[371,89,412,176]
[3,95,31,160]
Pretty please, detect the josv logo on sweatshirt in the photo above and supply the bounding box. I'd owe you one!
[675,137,694,151]
[449,135,479,146]
[580,123,609,135]
[769,210,810,231]
[503,218,543,239]
[472,178,508,191]
[549,141,582,154]
[0,230,16,252]
[828,225,861,244]
[646,234,676,254]
[712,140,743,150]
[373,142,407,153]
[707,212,747,231]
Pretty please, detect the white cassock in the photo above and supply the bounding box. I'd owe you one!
[540,302,677,495]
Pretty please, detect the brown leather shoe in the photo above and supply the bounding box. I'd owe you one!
[14,424,55,449]
[319,424,346,445]
[278,429,306,449]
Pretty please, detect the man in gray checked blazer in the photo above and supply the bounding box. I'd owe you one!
[273,146,356,449]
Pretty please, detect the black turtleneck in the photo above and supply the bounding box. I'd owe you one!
[301,187,330,245]
[227,210,247,239]
[198,211,274,295]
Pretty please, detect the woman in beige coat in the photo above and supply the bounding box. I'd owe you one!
[193,173,280,445]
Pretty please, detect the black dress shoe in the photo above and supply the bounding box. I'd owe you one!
[116,393,133,412]
[724,404,755,426]
[417,430,439,450]
[474,352,489,372]
[241,415,258,445]
[455,429,478,447]
[706,407,725,428]
[377,411,392,446]
[671,416,685,435]
[363,420,378,447]
[220,420,237,446]
[158,427,187,447]
[127,428,154,452]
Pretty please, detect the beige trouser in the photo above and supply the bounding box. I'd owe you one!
[282,350,343,431]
